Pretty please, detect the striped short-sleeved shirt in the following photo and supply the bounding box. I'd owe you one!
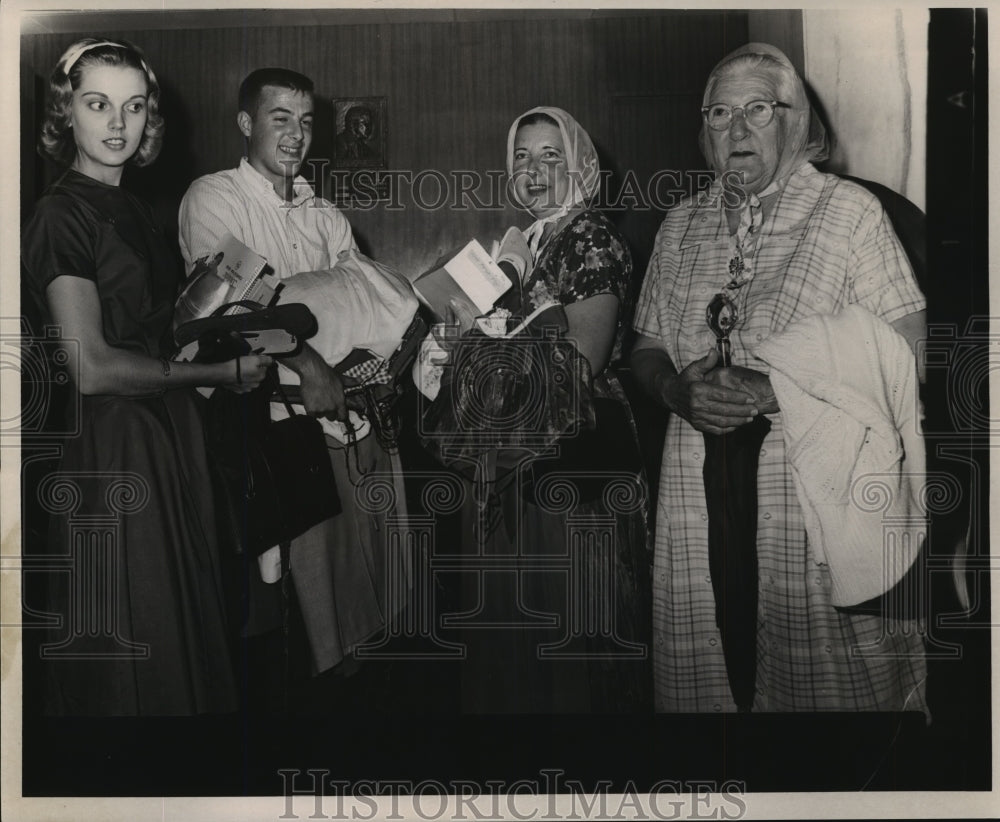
[633,163,928,713]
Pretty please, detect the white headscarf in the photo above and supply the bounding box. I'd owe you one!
[699,43,829,198]
[506,106,601,257]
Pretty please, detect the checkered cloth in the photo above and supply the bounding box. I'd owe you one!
[339,350,392,387]
[338,313,426,392]
[633,164,928,713]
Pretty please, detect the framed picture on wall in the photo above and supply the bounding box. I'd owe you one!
[332,96,387,169]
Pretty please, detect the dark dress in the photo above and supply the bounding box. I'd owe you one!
[455,210,652,712]
[21,169,237,715]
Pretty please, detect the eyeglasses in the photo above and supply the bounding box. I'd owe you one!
[701,100,791,131]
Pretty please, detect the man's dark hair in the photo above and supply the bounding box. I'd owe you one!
[238,67,314,115]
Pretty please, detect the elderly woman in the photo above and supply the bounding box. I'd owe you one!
[630,44,927,713]
[22,39,271,714]
[442,106,651,713]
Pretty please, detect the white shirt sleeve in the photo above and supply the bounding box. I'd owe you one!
[317,197,359,260]
[178,176,245,273]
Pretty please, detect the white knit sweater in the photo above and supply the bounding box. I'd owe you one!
[753,305,925,607]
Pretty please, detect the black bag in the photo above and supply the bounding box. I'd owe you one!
[419,304,595,482]
[208,382,341,556]
[187,291,340,562]
[183,298,339,555]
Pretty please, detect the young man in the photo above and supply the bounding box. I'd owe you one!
[179,67,407,681]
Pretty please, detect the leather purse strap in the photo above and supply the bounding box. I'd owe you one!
[173,301,318,348]
[271,380,297,418]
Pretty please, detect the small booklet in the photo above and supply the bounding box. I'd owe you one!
[412,239,512,332]
[174,233,279,331]
[172,234,283,380]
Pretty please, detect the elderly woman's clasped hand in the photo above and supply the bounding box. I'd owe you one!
[654,349,754,436]
[703,360,778,414]
[654,349,779,436]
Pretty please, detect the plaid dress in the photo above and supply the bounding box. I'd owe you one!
[633,163,928,713]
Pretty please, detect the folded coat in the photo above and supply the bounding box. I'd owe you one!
[753,304,925,607]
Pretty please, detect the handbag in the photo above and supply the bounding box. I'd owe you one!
[419,304,595,482]
[200,315,341,556]
[209,381,341,556]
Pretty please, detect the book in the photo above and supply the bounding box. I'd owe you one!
[173,233,279,331]
[172,234,283,390]
[412,239,512,332]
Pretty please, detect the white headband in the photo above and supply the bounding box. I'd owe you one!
[61,41,121,73]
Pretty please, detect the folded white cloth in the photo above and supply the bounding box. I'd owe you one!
[275,248,418,386]
[753,304,925,606]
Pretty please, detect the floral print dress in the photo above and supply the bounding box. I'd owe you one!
[455,209,652,713]
[525,210,633,376]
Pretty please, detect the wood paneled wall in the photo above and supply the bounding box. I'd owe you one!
[748,10,805,77]
[22,12,749,279]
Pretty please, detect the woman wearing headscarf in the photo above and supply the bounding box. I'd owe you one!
[630,44,928,713]
[439,107,651,712]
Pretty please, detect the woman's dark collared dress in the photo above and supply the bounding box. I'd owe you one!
[22,169,237,715]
